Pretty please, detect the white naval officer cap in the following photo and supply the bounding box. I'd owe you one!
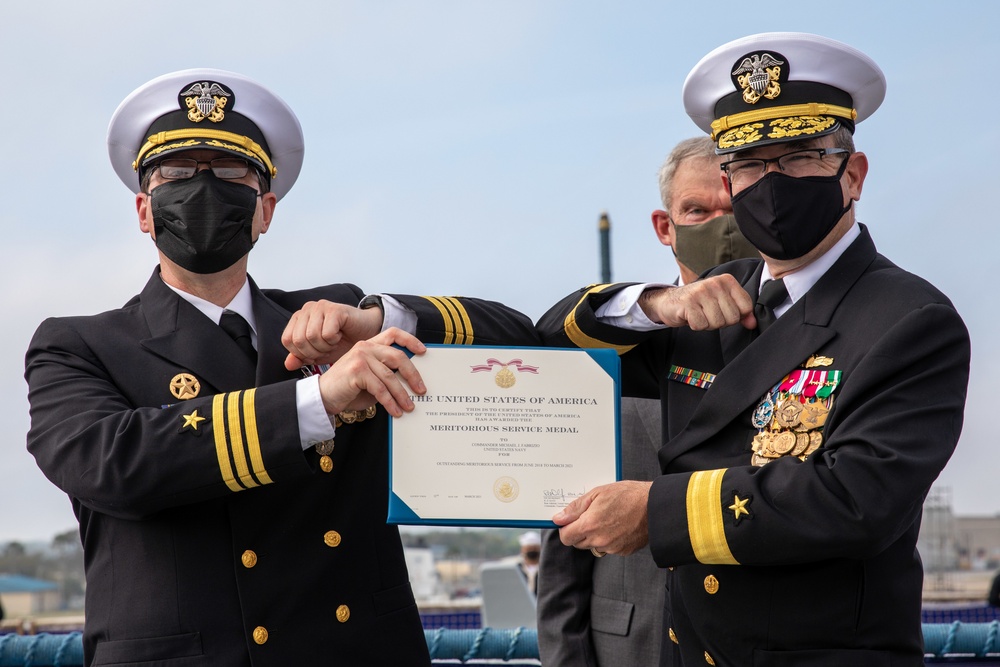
[107,68,304,201]
[519,531,541,548]
[682,33,886,154]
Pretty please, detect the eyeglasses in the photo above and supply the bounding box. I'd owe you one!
[720,148,851,188]
[152,157,253,181]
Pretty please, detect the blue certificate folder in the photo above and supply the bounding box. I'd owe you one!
[387,345,621,529]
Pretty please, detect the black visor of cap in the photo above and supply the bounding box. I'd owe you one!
[715,81,856,133]
[138,109,273,184]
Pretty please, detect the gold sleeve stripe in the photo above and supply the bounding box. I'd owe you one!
[686,469,739,565]
[423,297,455,344]
[213,394,244,493]
[242,389,273,485]
[564,284,636,354]
[227,391,259,490]
[424,296,474,345]
[439,297,473,345]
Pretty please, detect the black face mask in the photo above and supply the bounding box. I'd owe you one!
[730,159,851,261]
[151,170,259,274]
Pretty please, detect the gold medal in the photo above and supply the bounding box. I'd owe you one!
[771,431,796,455]
[752,432,772,457]
[319,456,333,473]
[791,432,810,456]
[800,432,823,459]
[759,432,784,458]
[495,366,516,388]
[796,399,829,431]
[336,405,378,427]
[774,398,803,429]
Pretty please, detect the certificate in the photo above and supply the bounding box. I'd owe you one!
[388,346,620,528]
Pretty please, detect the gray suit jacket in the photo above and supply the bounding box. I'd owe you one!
[537,397,668,666]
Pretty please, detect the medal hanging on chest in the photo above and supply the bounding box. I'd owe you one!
[750,368,842,466]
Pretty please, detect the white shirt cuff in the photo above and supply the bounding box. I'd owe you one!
[296,375,335,451]
[379,294,417,334]
[594,283,671,331]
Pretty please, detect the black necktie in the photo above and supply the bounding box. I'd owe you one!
[219,311,257,364]
[754,278,788,334]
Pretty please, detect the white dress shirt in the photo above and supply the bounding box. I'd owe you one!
[595,223,861,327]
[164,278,334,450]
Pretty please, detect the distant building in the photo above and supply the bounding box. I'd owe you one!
[917,487,1000,600]
[954,516,1000,570]
[404,547,444,601]
[0,574,61,616]
[919,487,959,571]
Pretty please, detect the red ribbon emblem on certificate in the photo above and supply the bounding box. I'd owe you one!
[470,358,539,389]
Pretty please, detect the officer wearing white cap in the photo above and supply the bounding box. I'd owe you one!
[683,32,885,155]
[517,530,542,594]
[25,69,537,666]
[107,68,304,201]
[538,33,970,666]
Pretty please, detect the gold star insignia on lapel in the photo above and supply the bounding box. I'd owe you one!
[170,373,201,400]
[729,494,751,520]
[181,410,207,431]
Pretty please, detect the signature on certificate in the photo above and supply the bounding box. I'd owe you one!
[542,487,587,507]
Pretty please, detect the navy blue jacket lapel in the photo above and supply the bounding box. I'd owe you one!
[660,227,878,468]
[138,270,250,393]
[249,276,302,387]
[138,269,298,393]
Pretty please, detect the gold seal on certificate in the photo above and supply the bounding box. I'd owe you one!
[493,476,519,502]
[387,346,621,528]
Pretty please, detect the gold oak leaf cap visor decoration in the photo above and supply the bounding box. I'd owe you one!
[107,68,304,201]
[682,32,886,154]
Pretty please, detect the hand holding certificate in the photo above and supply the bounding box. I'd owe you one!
[388,346,620,528]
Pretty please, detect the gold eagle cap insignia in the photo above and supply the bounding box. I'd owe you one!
[179,81,231,123]
[732,53,784,104]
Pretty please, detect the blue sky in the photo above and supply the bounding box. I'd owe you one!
[2,1,996,542]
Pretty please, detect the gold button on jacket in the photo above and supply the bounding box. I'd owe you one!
[241,550,257,568]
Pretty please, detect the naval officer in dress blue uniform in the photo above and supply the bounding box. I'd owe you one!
[25,68,538,667]
[537,33,971,667]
